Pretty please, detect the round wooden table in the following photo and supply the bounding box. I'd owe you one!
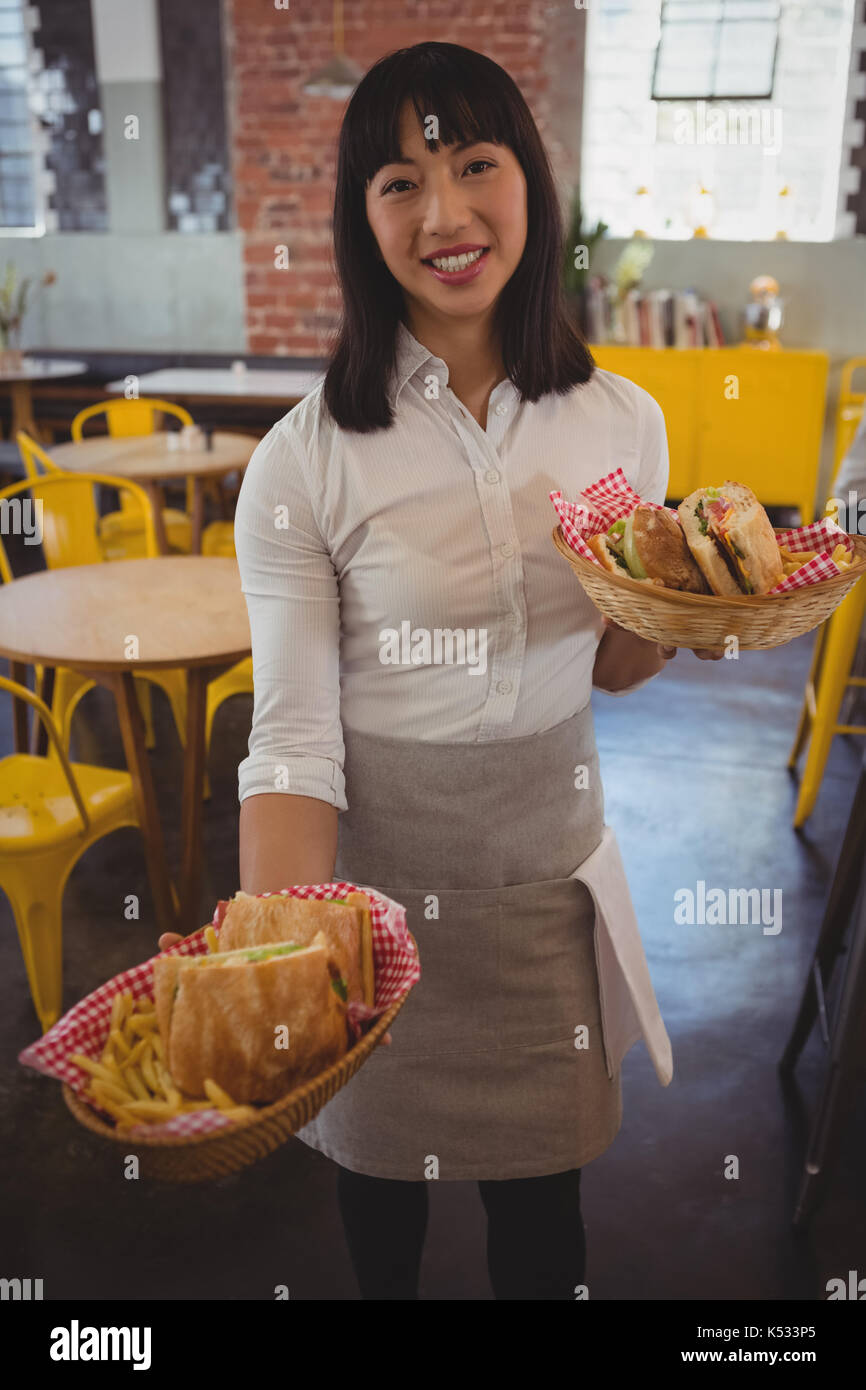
[0,556,251,936]
[0,357,87,441]
[49,431,257,554]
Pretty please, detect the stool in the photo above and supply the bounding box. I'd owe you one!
[779,754,866,1227]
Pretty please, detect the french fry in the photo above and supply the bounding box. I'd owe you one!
[203,1078,236,1109]
[121,1099,178,1119]
[89,1093,133,1125]
[220,1106,256,1122]
[110,993,124,1031]
[127,1012,158,1035]
[205,925,219,953]
[156,1064,176,1096]
[120,1037,148,1069]
[109,1027,131,1060]
[71,1053,126,1087]
[831,543,853,568]
[90,1077,135,1107]
[151,1034,164,1060]
[140,1051,160,1094]
[124,1066,150,1102]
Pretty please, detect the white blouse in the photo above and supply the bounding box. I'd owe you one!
[235,320,669,811]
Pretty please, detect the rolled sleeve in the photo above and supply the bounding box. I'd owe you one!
[234,418,347,810]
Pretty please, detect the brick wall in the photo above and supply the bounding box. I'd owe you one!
[224,0,586,356]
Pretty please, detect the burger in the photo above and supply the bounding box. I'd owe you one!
[678,482,783,595]
[588,504,708,593]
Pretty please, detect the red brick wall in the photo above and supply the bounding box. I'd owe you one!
[224,0,586,356]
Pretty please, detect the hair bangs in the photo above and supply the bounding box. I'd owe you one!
[324,42,594,434]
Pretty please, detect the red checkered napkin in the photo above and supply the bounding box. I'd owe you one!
[19,882,418,1139]
[550,469,856,595]
[770,517,855,593]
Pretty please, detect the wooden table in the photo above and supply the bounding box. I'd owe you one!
[49,431,257,554]
[0,357,87,441]
[104,365,324,405]
[0,556,250,935]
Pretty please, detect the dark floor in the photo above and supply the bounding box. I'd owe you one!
[1,633,864,1300]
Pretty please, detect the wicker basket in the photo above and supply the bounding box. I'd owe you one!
[552,527,866,651]
[62,968,414,1184]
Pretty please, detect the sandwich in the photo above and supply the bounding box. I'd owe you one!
[588,505,708,593]
[678,482,783,596]
[215,890,375,1007]
[153,936,349,1104]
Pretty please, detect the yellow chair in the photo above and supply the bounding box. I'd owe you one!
[0,672,142,1032]
[788,581,866,826]
[71,397,194,556]
[788,358,866,825]
[830,356,866,480]
[201,520,236,557]
[1,455,187,757]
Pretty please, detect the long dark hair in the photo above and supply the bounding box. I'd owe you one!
[323,41,594,433]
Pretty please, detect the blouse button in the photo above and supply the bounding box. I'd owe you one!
[494,402,508,416]
[500,542,514,557]
[496,679,513,695]
[484,469,500,484]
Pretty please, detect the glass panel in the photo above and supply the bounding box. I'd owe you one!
[716,20,777,93]
[0,89,28,120]
[0,35,26,64]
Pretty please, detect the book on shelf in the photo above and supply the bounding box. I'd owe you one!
[585,277,726,347]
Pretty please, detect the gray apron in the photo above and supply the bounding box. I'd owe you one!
[296,703,624,1181]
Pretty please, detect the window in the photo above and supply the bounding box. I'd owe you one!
[0,0,41,233]
[652,0,781,101]
[582,0,857,240]
[157,0,232,232]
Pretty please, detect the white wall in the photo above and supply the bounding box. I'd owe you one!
[9,232,247,353]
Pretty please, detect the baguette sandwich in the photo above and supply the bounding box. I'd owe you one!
[678,482,783,595]
[215,890,375,1007]
[153,937,349,1104]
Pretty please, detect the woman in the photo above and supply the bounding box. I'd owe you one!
[163,41,720,1299]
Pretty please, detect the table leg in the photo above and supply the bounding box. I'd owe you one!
[110,669,178,934]
[31,664,54,756]
[10,659,29,751]
[10,381,39,440]
[190,477,204,554]
[179,665,209,933]
[141,480,170,555]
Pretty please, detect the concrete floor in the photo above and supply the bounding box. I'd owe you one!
[1,630,864,1300]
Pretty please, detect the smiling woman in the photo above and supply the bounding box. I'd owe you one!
[235,39,680,1304]
[324,41,594,433]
